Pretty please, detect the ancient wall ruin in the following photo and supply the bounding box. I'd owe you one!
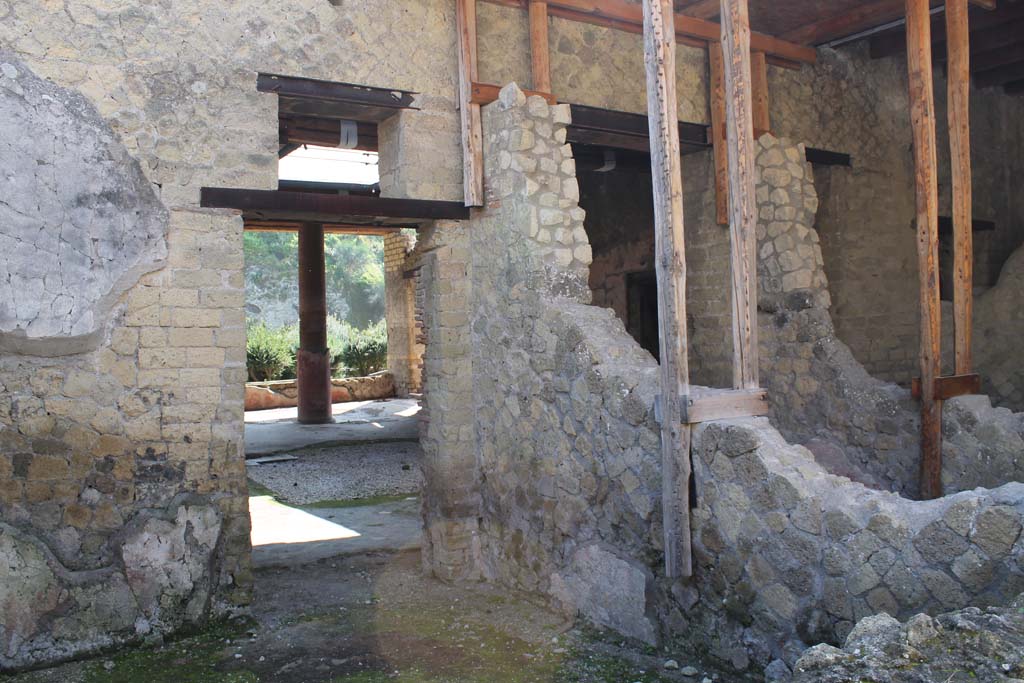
[411,85,1024,676]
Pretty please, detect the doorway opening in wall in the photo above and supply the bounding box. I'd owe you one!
[239,75,425,570]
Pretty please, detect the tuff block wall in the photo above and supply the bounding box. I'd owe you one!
[384,232,423,397]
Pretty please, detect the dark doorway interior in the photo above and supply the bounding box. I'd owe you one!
[626,270,660,361]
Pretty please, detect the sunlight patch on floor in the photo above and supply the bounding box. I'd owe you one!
[249,495,361,546]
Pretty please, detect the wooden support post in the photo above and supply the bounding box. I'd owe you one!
[947,0,974,376]
[456,0,484,207]
[906,0,943,499]
[721,0,760,390]
[709,42,729,226]
[642,0,692,580]
[530,1,553,93]
[751,51,771,138]
[297,223,333,425]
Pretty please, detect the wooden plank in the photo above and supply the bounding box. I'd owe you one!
[911,374,982,400]
[751,51,771,138]
[480,0,817,64]
[721,0,760,390]
[257,73,417,111]
[470,82,557,105]
[530,1,553,93]
[457,0,485,207]
[708,42,730,225]
[906,0,943,501]
[199,188,470,220]
[642,0,693,580]
[569,104,709,144]
[947,0,974,377]
[245,220,404,236]
[682,388,768,423]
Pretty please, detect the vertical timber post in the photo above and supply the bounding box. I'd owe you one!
[456,0,484,207]
[529,1,552,93]
[721,0,760,390]
[709,42,730,226]
[750,51,771,139]
[906,0,943,499]
[642,0,693,579]
[947,0,974,376]
[297,222,332,425]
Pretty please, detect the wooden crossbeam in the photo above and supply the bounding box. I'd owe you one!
[911,374,982,401]
[906,0,943,501]
[682,388,768,423]
[470,82,557,105]
[709,42,729,225]
[871,1,1022,59]
[974,61,1024,88]
[751,51,771,138]
[244,220,404,236]
[679,0,721,20]
[642,0,693,580]
[480,0,816,64]
[457,0,485,207]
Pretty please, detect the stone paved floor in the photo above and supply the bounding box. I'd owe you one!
[0,551,745,683]
[245,399,421,458]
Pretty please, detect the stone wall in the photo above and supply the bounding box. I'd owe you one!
[384,232,423,397]
[772,44,1024,387]
[0,0,465,669]
[422,86,1024,676]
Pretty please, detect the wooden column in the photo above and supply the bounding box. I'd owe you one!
[530,1,552,93]
[751,51,771,138]
[947,0,974,376]
[709,42,730,226]
[906,0,943,499]
[721,0,760,390]
[456,0,484,207]
[297,223,332,425]
[642,0,692,579]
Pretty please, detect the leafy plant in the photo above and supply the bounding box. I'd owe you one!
[246,322,291,381]
[338,320,388,377]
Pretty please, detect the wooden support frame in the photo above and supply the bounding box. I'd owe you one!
[457,0,485,207]
[946,0,974,376]
[529,1,553,92]
[642,0,693,580]
[721,0,760,390]
[682,388,768,423]
[709,42,729,225]
[751,51,771,139]
[906,0,943,500]
[470,82,556,105]
[911,374,981,401]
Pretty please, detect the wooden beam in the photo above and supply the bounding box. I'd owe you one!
[470,82,557,105]
[947,0,974,377]
[480,0,817,64]
[680,0,721,20]
[974,60,1024,88]
[457,0,485,207]
[906,0,943,500]
[682,388,768,423]
[911,374,982,400]
[708,42,730,225]
[750,51,771,138]
[530,1,553,92]
[244,220,404,236]
[971,43,1024,73]
[871,2,1024,60]
[721,0,760,390]
[642,0,692,579]
[199,188,470,221]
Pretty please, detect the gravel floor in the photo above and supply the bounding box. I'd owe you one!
[247,440,423,504]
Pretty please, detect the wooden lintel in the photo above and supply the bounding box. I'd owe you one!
[911,374,982,401]
[470,82,557,105]
[479,0,816,65]
[751,51,771,138]
[530,1,553,92]
[245,220,405,236]
[199,188,470,221]
[680,0,721,20]
[457,0,485,207]
[682,388,768,424]
[643,0,693,580]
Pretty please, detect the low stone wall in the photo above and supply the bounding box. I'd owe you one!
[243,372,395,411]
[424,86,1024,676]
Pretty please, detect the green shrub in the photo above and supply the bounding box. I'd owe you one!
[246,322,291,381]
[337,320,387,377]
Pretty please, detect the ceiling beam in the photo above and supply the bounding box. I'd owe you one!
[677,0,721,20]
[871,1,1024,59]
[973,59,1024,87]
[971,42,1024,72]
[480,0,816,63]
